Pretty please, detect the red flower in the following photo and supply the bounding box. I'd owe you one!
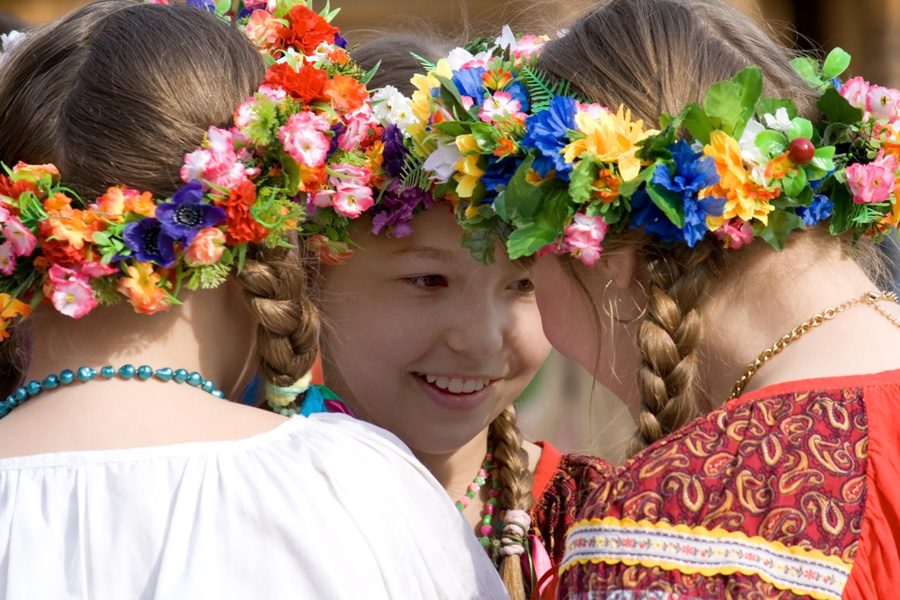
[264,62,328,104]
[0,175,36,214]
[216,180,268,244]
[277,5,338,54]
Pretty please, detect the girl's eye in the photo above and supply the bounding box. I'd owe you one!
[405,274,448,289]
[509,279,535,293]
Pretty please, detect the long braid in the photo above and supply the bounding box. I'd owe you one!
[237,244,320,387]
[629,240,723,455]
[490,404,534,600]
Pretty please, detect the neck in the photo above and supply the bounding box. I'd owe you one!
[699,236,900,404]
[413,428,491,500]
[25,282,256,401]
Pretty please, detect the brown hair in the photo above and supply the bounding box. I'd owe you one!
[350,34,448,96]
[539,0,837,455]
[0,0,318,392]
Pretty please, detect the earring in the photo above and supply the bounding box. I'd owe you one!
[601,280,648,324]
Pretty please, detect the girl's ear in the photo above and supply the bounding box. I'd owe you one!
[601,247,639,291]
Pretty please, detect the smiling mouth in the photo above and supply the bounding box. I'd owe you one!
[417,373,494,394]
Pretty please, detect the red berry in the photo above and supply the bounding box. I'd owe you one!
[788,137,815,165]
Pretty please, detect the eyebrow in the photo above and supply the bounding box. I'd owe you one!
[388,245,461,262]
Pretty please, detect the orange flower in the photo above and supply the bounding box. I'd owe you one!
[96,187,156,221]
[0,175,36,211]
[118,262,171,315]
[0,293,31,339]
[494,138,517,158]
[593,168,621,203]
[297,164,327,193]
[323,74,369,112]
[702,130,779,225]
[216,180,268,244]
[763,151,795,181]
[327,47,351,66]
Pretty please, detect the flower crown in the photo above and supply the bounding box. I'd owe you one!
[0,0,387,336]
[399,31,900,266]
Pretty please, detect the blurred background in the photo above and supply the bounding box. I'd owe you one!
[1,0,896,462]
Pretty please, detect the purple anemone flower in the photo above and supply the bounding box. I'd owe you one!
[155,181,226,245]
[382,124,406,178]
[186,0,216,12]
[123,219,177,268]
[371,180,433,237]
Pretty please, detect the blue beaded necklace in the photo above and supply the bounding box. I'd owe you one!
[0,364,225,419]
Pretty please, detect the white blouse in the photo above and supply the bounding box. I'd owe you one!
[0,414,508,599]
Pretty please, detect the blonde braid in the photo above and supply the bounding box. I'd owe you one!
[629,240,723,455]
[236,244,320,387]
[490,404,535,600]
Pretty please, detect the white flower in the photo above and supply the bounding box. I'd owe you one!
[738,118,766,164]
[0,30,25,68]
[495,25,517,50]
[423,141,463,183]
[763,107,791,134]
[371,85,417,130]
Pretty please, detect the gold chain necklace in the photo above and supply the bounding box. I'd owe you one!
[729,290,900,400]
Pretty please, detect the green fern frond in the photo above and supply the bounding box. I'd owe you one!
[410,53,436,72]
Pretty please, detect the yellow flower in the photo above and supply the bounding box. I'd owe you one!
[454,155,485,198]
[0,294,31,340]
[455,134,481,155]
[702,130,779,225]
[118,262,171,315]
[563,106,655,181]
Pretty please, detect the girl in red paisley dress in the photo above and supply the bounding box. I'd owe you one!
[511,0,900,598]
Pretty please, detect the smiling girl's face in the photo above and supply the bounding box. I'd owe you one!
[317,207,551,455]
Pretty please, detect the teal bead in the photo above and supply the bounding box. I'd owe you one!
[154,368,174,382]
[0,404,9,418]
[174,369,189,383]
[212,390,225,399]
[100,366,116,379]
[137,365,153,380]
[59,370,75,385]
[77,367,96,382]
[186,372,203,387]
[26,381,42,396]
[118,365,136,379]
[42,374,60,389]
[15,387,28,402]
[200,380,214,393]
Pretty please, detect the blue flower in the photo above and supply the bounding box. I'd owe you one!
[797,194,834,226]
[334,33,348,49]
[635,140,724,246]
[327,122,345,158]
[155,181,226,245]
[481,156,522,202]
[831,77,843,91]
[505,80,530,113]
[186,0,216,12]
[452,67,486,101]
[123,219,177,268]
[382,124,407,178]
[521,95,577,179]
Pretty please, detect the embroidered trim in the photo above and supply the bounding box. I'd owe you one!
[561,517,851,600]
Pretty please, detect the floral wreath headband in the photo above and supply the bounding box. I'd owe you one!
[396,31,900,267]
[0,0,406,336]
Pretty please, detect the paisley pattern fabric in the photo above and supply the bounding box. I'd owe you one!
[560,370,900,600]
[531,442,619,564]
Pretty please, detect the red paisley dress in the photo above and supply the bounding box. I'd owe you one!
[558,369,900,600]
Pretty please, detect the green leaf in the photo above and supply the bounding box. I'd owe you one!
[806,146,836,178]
[757,98,799,121]
[215,0,231,15]
[469,122,499,152]
[568,158,597,205]
[817,86,864,124]
[822,47,852,80]
[506,223,560,260]
[755,130,787,157]
[782,167,808,198]
[502,155,543,225]
[787,118,813,141]
[646,181,686,228]
[702,66,763,136]
[790,56,823,88]
[754,210,805,250]
[434,75,473,121]
[459,228,498,265]
[680,104,717,145]
[91,231,110,246]
[433,121,471,138]
[538,183,573,230]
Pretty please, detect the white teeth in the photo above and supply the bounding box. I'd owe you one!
[420,374,491,394]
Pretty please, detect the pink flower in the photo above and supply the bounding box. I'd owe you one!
[510,34,545,60]
[181,146,247,190]
[840,77,870,111]
[338,103,374,152]
[234,98,259,130]
[328,163,371,188]
[1,215,35,256]
[846,151,899,204]
[307,234,355,265]
[460,95,475,110]
[714,219,754,249]
[478,91,523,124]
[866,86,900,121]
[560,213,608,266]
[278,111,331,167]
[331,182,374,218]
[258,84,287,102]
[0,244,15,276]
[311,189,335,208]
[184,227,226,266]
[49,267,97,318]
[576,101,610,120]
[245,9,280,49]
[78,261,118,278]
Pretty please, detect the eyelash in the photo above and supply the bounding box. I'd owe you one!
[509,279,535,294]
[403,275,448,289]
